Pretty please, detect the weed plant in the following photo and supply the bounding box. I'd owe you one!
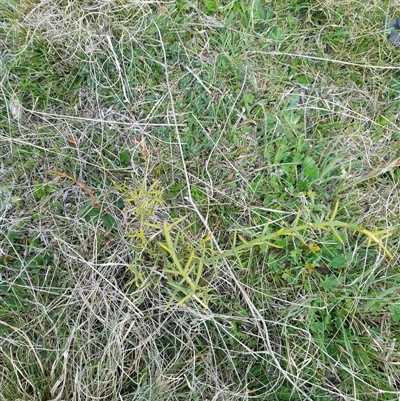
[1,0,400,400]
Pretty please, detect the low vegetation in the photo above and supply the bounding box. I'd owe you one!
[1,0,400,400]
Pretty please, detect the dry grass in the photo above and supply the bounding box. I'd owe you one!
[1,0,400,400]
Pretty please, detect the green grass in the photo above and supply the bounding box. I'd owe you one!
[1,0,400,400]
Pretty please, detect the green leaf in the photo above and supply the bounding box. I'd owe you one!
[276,387,300,401]
[167,182,185,199]
[190,185,205,201]
[303,157,318,179]
[243,92,255,105]
[119,149,130,166]
[203,0,218,13]
[389,304,400,323]
[267,26,284,41]
[33,182,53,200]
[321,275,341,292]
[329,255,347,270]
[289,248,302,264]
[83,207,101,225]
[103,213,117,229]
[7,230,22,242]
[297,74,313,85]
[298,179,309,192]
[274,145,290,163]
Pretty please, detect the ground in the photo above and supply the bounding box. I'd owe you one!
[0,1,400,400]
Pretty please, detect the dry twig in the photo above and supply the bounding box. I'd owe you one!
[46,169,101,208]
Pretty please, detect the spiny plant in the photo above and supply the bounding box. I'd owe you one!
[152,216,215,310]
[118,174,393,309]
[219,201,393,260]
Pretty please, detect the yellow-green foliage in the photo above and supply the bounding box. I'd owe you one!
[118,178,393,309]
[220,201,393,260]
[154,217,215,310]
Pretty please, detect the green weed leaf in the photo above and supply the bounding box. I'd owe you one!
[243,93,255,105]
[321,275,341,292]
[119,149,131,166]
[389,304,400,323]
[303,157,319,179]
[102,213,116,229]
[202,0,218,13]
